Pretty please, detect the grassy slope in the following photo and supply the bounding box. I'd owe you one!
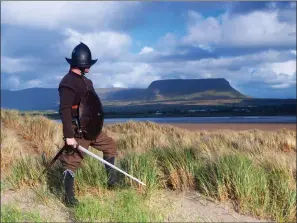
[1,109,296,222]
[1,205,43,222]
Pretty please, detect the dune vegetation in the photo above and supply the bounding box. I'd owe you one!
[1,109,296,222]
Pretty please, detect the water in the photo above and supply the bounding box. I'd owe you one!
[54,116,296,124]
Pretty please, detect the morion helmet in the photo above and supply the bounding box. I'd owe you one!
[65,42,98,68]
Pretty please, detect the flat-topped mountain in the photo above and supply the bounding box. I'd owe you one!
[146,78,246,100]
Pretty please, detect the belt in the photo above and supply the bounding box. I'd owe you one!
[72,105,79,109]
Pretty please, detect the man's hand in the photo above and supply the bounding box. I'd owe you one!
[65,138,78,148]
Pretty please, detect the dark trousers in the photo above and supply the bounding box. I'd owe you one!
[59,128,118,172]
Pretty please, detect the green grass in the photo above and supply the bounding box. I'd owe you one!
[74,189,164,222]
[4,150,296,222]
[152,147,199,190]
[119,152,162,193]
[75,154,109,192]
[265,167,296,222]
[1,205,43,222]
[194,154,296,222]
[5,156,44,189]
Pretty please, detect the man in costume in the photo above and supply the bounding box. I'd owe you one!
[58,42,118,207]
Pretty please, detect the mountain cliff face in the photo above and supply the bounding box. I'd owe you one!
[146,78,246,100]
[148,78,238,96]
[1,78,247,111]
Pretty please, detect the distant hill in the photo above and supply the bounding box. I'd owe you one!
[1,78,293,111]
[1,88,59,111]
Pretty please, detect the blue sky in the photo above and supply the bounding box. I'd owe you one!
[1,1,296,98]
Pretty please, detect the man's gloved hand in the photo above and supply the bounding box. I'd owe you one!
[65,138,78,148]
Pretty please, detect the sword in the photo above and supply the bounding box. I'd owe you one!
[77,145,146,186]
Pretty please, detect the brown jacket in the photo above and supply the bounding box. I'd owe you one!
[58,71,97,138]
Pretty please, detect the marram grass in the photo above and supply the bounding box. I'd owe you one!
[1,108,296,222]
[1,204,44,222]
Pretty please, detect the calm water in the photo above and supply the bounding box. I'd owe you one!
[55,116,296,124]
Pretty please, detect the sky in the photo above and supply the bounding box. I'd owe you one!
[1,1,296,98]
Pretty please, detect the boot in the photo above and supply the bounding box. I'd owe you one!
[103,156,118,189]
[63,170,79,207]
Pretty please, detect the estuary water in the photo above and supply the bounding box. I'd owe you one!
[54,115,296,124]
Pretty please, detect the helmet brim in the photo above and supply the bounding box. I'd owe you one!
[65,58,98,67]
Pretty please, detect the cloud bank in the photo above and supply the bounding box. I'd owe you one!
[1,1,296,98]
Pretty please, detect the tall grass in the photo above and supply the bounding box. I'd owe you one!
[1,109,296,222]
[1,109,64,159]
[75,154,109,194]
[194,154,296,222]
[1,205,43,222]
[119,151,163,193]
[1,127,24,173]
[152,147,199,190]
[4,156,44,189]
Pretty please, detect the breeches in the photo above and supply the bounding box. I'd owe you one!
[59,130,118,172]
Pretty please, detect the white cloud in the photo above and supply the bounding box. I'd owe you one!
[270,83,291,89]
[25,79,42,88]
[183,10,296,48]
[158,33,178,49]
[1,56,37,73]
[134,50,296,92]
[62,28,132,60]
[245,60,296,89]
[1,1,140,31]
[184,11,221,45]
[270,60,296,76]
[139,47,154,55]
[113,82,126,88]
[5,76,20,90]
[89,62,161,88]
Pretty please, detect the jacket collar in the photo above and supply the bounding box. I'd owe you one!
[69,70,83,78]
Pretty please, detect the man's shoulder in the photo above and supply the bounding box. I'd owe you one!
[58,72,77,90]
[84,76,93,84]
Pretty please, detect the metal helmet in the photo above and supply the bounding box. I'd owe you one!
[65,42,98,68]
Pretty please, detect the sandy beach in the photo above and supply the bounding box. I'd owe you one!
[162,123,296,132]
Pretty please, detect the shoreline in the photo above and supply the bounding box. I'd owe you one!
[162,123,297,132]
[106,122,296,132]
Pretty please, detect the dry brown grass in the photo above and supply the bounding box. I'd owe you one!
[1,126,24,173]
[104,121,296,174]
[2,109,296,176]
[1,110,64,157]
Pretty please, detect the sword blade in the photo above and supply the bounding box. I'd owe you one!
[77,145,146,186]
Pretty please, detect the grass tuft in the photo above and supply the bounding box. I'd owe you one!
[1,204,43,222]
[194,154,296,222]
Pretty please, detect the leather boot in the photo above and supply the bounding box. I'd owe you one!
[63,170,79,207]
[103,156,118,189]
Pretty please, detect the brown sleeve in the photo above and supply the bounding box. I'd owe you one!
[58,86,75,138]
